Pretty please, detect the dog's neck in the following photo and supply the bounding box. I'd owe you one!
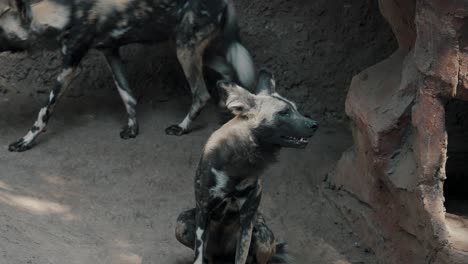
[203,116,280,179]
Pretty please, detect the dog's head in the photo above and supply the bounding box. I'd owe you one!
[0,0,31,52]
[218,69,318,149]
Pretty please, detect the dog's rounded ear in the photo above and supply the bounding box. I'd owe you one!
[217,80,255,116]
[256,68,276,95]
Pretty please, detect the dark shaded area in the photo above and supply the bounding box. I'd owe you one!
[236,0,397,117]
[445,99,468,217]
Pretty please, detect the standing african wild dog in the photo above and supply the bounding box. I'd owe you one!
[175,69,319,264]
[0,0,254,152]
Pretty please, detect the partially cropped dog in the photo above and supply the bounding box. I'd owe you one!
[0,0,254,151]
[175,70,319,264]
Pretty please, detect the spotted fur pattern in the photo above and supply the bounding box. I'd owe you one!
[1,0,254,151]
[175,70,318,264]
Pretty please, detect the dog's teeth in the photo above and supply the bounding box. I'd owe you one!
[285,136,309,143]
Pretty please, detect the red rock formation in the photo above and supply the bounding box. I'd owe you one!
[329,0,468,263]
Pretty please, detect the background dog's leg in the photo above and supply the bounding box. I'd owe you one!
[236,185,262,264]
[165,44,211,136]
[8,23,94,151]
[175,208,196,249]
[8,45,80,152]
[165,13,215,136]
[104,48,139,139]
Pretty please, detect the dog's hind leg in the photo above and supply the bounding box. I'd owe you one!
[165,13,216,136]
[250,214,276,264]
[104,48,139,139]
[175,208,196,249]
[165,43,211,136]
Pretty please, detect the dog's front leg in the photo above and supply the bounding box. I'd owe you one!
[236,184,263,264]
[8,65,78,152]
[8,33,92,151]
[103,48,139,139]
[193,207,209,264]
[166,43,211,136]
[165,11,215,136]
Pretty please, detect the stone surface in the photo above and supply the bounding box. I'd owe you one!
[378,0,416,51]
[331,0,468,263]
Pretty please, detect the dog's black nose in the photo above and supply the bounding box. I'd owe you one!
[309,121,319,132]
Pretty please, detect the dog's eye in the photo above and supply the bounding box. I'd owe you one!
[278,108,291,116]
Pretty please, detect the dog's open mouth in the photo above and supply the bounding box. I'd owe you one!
[281,136,310,145]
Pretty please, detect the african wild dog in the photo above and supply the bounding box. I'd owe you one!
[0,0,254,152]
[175,69,319,264]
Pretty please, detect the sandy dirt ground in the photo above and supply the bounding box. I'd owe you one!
[0,91,376,264]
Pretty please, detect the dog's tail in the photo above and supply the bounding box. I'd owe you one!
[222,0,255,90]
[269,243,292,263]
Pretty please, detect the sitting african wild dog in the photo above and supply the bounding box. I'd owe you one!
[175,69,319,264]
[0,0,254,152]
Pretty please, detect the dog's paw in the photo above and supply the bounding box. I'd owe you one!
[120,125,139,139]
[8,139,32,152]
[165,125,186,136]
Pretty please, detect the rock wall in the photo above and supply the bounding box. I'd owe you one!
[329,0,468,263]
[0,0,395,120]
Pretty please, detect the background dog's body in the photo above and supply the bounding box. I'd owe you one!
[175,70,318,264]
[0,0,254,151]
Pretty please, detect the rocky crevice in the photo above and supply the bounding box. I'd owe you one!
[330,0,468,263]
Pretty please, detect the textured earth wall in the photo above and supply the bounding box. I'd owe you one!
[0,0,396,120]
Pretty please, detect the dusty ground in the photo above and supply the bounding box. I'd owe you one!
[0,91,376,264]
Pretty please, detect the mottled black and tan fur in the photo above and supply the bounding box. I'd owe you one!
[0,0,254,151]
[175,69,319,264]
